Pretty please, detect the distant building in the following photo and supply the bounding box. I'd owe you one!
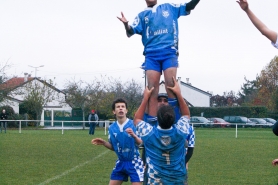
[0,73,71,126]
[159,77,211,107]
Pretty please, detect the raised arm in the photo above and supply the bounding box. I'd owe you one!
[134,87,154,125]
[117,12,134,37]
[237,0,277,43]
[167,77,190,118]
[186,0,200,12]
[125,128,142,145]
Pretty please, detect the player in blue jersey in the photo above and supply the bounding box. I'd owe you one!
[117,0,200,119]
[91,98,144,185]
[142,79,195,185]
[134,77,191,185]
[237,0,278,49]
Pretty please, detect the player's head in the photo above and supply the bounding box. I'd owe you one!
[145,0,157,7]
[157,93,168,107]
[273,121,278,136]
[112,98,128,119]
[91,110,95,114]
[157,105,175,129]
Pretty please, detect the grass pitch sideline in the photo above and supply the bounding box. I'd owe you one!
[0,128,277,185]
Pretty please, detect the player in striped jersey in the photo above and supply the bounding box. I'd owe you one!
[134,77,191,185]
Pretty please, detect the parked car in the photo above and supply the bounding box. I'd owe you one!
[208,118,230,128]
[190,116,213,127]
[249,118,273,127]
[223,116,256,127]
[263,118,277,125]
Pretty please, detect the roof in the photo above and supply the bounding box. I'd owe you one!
[0,77,34,90]
[0,77,65,94]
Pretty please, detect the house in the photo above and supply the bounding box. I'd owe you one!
[0,73,72,126]
[159,77,211,107]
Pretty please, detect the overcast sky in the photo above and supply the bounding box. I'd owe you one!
[0,0,277,95]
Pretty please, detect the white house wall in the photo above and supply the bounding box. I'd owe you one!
[1,99,20,113]
[159,82,210,107]
[4,78,72,116]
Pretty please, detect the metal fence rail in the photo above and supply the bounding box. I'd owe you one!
[1,120,273,137]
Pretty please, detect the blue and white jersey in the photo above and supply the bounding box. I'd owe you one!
[137,116,190,183]
[129,3,190,56]
[187,125,195,148]
[108,119,141,161]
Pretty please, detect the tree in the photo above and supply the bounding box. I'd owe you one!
[64,76,144,121]
[64,79,91,129]
[210,91,237,107]
[255,56,278,111]
[0,60,12,103]
[237,76,259,106]
[106,78,143,118]
[21,78,58,126]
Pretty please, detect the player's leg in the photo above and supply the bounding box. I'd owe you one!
[89,123,92,135]
[131,182,142,185]
[0,122,2,133]
[109,180,123,185]
[110,161,128,185]
[127,159,144,185]
[146,70,160,117]
[162,55,178,99]
[143,56,162,117]
[4,121,6,133]
[92,122,96,135]
[164,67,177,99]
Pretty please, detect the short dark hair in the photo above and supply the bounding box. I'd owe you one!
[112,98,128,110]
[157,105,175,129]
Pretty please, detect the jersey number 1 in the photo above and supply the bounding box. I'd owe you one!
[162,152,170,165]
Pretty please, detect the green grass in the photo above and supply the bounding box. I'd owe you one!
[0,127,278,185]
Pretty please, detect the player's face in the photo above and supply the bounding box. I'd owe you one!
[145,0,157,7]
[113,103,128,119]
[157,97,168,107]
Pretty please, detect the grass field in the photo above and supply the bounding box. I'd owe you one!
[1,127,278,185]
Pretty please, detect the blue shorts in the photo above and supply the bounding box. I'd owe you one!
[142,53,179,73]
[110,158,144,182]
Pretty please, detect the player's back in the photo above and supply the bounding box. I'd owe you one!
[144,126,187,181]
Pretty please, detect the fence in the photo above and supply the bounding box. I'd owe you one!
[1,120,273,138]
[1,120,114,135]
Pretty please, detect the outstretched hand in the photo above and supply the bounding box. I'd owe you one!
[117,12,128,23]
[91,138,105,145]
[236,0,249,11]
[272,159,278,166]
[167,76,181,96]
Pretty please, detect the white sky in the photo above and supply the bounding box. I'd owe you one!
[0,0,277,95]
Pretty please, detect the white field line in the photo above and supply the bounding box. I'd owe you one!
[38,150,110,185]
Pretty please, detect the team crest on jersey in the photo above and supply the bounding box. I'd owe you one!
[161,136,171,146]
[162,10,169,18]
[132,16,140,27]
[144,16,149,24]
